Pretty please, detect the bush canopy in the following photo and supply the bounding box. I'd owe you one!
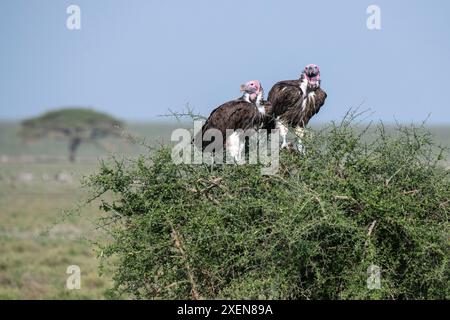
[87,117,449,299]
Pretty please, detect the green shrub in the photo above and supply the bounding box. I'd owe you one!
[86,118,449,299]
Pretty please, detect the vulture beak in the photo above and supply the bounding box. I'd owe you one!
[240,84,246,92]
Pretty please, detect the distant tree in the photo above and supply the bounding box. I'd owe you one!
[20,108,124,162]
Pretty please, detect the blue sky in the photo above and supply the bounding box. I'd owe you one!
[0,0,449,123]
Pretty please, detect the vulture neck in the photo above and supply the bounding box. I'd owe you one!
[242,92,252,103]
[242,92,265,114]
[255,92,265,114]
[299,76,309,96]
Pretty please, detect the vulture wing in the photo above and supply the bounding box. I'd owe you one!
[267,80,303,117]
[264,80,302,129]
[299,87,327,126]
[266,80,327,128]
[199,99,263,150]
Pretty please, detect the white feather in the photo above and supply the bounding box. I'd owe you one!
[302,91,316,111]
[227,132,241,161]
[301,97,307,111]
[255,92,265,114]
[299,77,308,96]
[276,119,289,148]
[243,92,251,103]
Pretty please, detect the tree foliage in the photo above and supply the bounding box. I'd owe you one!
[20,108,123,162]
[87,117,449,299]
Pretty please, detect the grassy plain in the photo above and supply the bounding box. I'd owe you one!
[0,121,186,299]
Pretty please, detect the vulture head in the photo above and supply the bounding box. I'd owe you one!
[300,64,321,90]
[240,80,264,104]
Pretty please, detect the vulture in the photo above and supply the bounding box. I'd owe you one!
[197,80,270,162]
[265,64,327,151]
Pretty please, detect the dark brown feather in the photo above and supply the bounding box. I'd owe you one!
[265,79,327,129]
[198,97,265,150]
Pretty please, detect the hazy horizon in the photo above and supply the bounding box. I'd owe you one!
[1,1,450,124]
